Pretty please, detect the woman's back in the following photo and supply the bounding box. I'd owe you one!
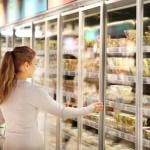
[1,80,43,150]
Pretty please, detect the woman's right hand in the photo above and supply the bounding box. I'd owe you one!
[92,102,103,113]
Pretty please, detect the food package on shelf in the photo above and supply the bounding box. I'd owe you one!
[143,95,150,107]
[49,60,57,69]
[49,56,57,67]
[48,23,57,33]
[106,85,135,104]
[105,116,117,128]
[143,127,150,140]
[105,138,134,150]
[84,58,99,72]
[83,82,98,97]
[84,113,99,123]
[114,113,135,134]
[107,36,127,48]
[64,59,78,71]
[63,23,78,35]
[124,29,136,42]
[144,32,150,46]
[82,130,98,146]
[107,35,135,49]
[63,79,77,92]
[35,40,45,50]
[48,40,57,49]
[107,57,135,75]
[143,59,150,77]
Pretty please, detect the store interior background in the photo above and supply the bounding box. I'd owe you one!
[0,0,150,150]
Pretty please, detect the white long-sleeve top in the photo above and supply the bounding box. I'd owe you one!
[0,80,95,150]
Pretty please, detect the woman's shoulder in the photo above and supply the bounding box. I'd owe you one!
[23,81,50,93]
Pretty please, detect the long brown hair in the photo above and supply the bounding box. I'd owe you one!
[0,46,36,104]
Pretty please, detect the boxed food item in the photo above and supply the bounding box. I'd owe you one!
[105,116,117,128]
[114,113,135,134]
[64,59,78,71]
[124,29,136,42]
[144,32,150,45]
[143,127,150,140]
[63,79,77,92]
[107,57,135,75]
[48,40,57,49]
[106,85,135,104]
[84,58,99,72]
[143,59,150,76]
[83,82,97,97]
[84,113,99,123]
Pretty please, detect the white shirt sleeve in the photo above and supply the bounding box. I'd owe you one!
[29,85,94,118]
[0,109,5,124]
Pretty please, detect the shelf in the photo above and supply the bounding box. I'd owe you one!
[143,77,150,84]
[82,119,98,130]
[64,71,77,76]
[84,25,100,31]
[84,95,99,102]
[36,50,45,56]
[143,139,150,148]
[85,72,99,79]
[107,47,135,56]
[72,118,98,130]
[47,33,57,37]
[105,100,135,113]
[48,50,57,55]
[144,46,150,52]
[107,75,150,84]
[62,32,78,37]
[47,71,57,76]
[35,36,45,39]
[107,74,135,85]
[105,126,135,143]
[106,97,135,105]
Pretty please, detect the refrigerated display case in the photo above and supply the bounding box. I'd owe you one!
[33,21,46,85]
[61,11,79,150]
[0,28,13,60]
[0,0,150,149]
[81,6,101,150]
[104,0,137,150]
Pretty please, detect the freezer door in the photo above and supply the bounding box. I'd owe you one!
[104,1,137,150]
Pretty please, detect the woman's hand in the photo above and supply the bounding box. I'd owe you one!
[92,102,103,113]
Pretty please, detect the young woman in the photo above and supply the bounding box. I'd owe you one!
[0,46,103,150]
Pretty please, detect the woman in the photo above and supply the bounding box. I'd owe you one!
[0,46,103,150]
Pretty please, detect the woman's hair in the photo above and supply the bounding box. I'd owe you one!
[0,46,36,104]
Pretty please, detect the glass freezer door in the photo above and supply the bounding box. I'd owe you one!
[33,22,45,85]
[61,12,79,150]
[14,25,32,48]
[14,28,23,47]
[143,1,150,150]
[105,1,136,149]
[81,6,100,150]
[0,28,13,59]
[45,18,58,150]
